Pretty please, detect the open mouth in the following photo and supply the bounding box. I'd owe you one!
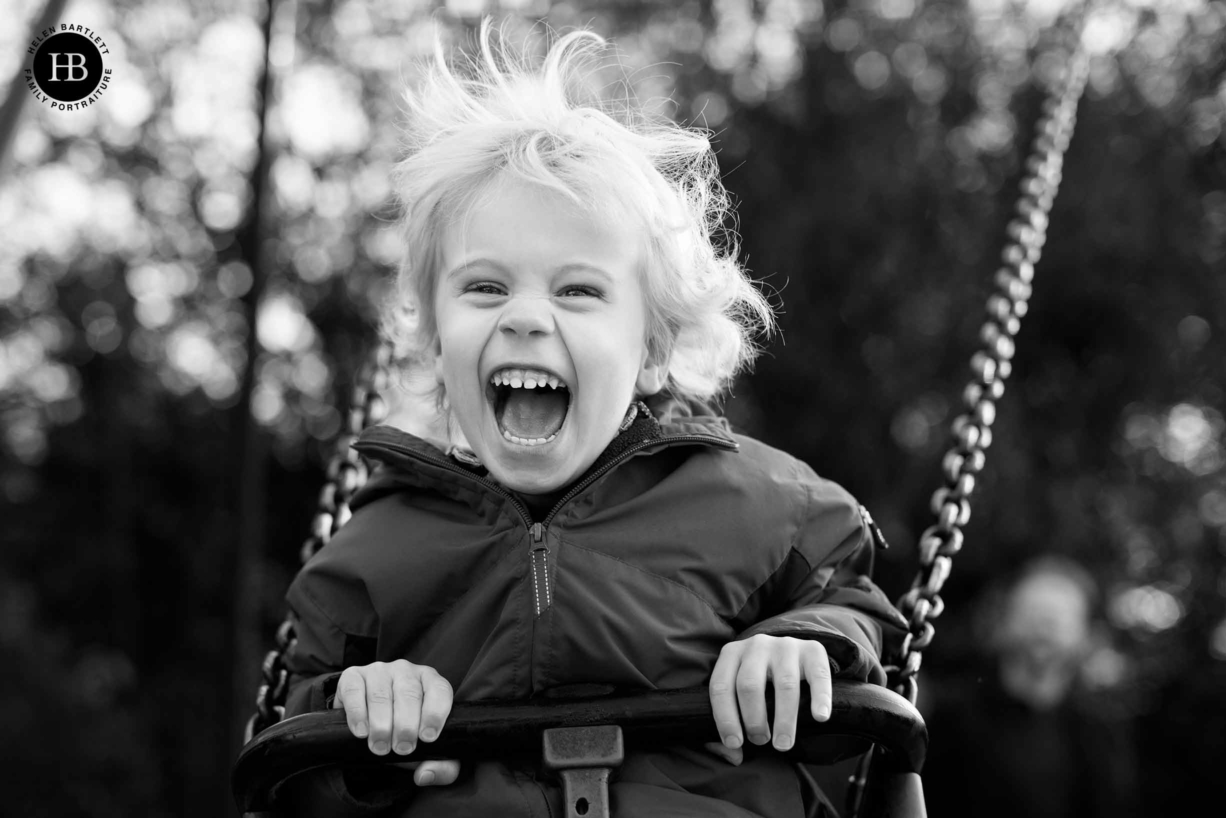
[487,367,571,447]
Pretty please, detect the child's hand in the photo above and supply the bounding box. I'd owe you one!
[709,634,832,758]
[333,660,460,787]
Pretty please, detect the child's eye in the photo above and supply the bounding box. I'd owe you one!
[557,285,602,298]
[464,282,506,296]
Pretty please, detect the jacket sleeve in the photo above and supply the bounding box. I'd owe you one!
[734,472,908,685]
[282,465,417,718]
[276,498,416,816]
[281,506,383,714]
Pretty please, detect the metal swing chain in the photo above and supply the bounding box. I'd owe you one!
[884,41,1092,707]
[244,342,391,743]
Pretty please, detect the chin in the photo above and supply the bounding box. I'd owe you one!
[475,415,586,496]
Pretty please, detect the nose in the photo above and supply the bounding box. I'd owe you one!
[497,295,554,337]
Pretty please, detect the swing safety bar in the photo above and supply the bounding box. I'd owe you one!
[232,679,927,817]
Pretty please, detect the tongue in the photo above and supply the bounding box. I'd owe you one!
[499,389,569,440]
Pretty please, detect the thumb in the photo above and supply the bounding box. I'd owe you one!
[704,741,744,766]
[415,759,461,786]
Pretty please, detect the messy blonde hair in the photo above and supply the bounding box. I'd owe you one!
[382,19,775,408]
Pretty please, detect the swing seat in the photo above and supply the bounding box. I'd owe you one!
[232,679,926,818]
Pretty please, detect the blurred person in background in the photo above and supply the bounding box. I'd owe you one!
[922,555,1139,818]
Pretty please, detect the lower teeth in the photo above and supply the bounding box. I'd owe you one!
[502,429,558,447]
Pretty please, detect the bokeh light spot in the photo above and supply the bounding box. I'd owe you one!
[853,51,891,91]
[257,293,316,354]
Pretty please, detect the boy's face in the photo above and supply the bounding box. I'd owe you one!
[433,177,667,497]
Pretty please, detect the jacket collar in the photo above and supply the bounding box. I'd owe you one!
[642,393,738,443]
[352,395,737,478]
[348,397,738,523]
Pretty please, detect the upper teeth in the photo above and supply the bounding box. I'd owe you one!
[490,368,565,390]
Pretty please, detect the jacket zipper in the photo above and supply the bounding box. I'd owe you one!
[529,523,550,616]
[355,433,736,618]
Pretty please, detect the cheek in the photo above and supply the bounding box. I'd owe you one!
[573,334,648,407]
[436,305,482,356]
[434,336,479,400]
[569,315,634,364]
[618,315,653,377]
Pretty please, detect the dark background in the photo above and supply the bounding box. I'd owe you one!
[1,0,1224,816]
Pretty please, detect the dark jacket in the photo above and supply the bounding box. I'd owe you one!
[282,399,907,817]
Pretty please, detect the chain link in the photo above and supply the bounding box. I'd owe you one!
[885,40,1091,705]
[244,342,391,743]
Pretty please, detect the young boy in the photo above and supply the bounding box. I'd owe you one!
[282,21,907,818]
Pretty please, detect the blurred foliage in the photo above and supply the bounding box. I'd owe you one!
[1,0,1224,815]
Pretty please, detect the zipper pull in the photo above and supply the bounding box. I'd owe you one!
[529,522,551,617]
[859,505,889,550]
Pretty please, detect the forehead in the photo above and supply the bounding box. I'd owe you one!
[438,175,644,271]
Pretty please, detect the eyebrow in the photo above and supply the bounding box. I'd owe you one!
[556,263,614,284]
[443,259,615,283]
[442,258,507,280]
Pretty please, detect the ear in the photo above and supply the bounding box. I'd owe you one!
[635,343,670,396]
[431,340,445,386]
